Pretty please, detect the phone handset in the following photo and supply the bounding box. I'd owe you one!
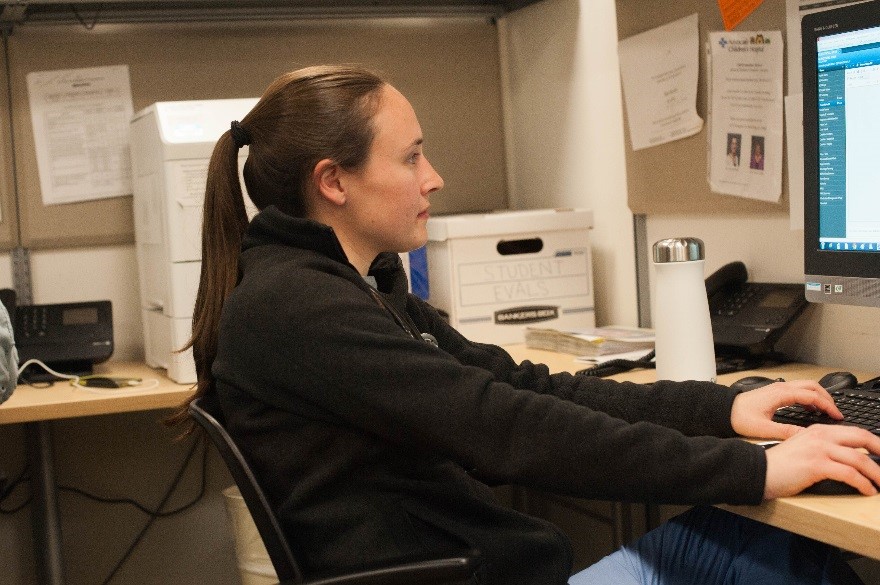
[704,261,748,299]
[705,261,808,357]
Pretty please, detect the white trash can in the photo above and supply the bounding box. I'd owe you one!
[222,486,278,585]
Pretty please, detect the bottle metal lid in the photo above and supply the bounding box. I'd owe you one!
[652,237,705,263]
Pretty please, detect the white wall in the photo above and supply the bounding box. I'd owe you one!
[0,246,143,362]
[29,245,144,360]
[499,0,637,328]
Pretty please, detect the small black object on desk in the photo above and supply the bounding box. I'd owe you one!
[575,351,786,378]
[729,376,781,392]
[816,371,859,392]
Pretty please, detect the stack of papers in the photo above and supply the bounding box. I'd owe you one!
[525,326,655,358]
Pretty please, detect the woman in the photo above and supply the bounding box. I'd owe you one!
[751,138,765,170]
[179,65,880,584]
[727,133,741,167]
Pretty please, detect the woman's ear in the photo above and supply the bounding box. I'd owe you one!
[313,159,346,206]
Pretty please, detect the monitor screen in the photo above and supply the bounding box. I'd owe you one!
[802,0,880,308]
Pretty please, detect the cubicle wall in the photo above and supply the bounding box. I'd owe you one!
[0,41,18,250]
[616,1,789,216]
[2,17,508,251]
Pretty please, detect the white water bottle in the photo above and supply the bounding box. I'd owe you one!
[651,238,716,382]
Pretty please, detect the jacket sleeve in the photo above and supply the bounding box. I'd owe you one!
[217,271,767,506]
[408,296,741,439]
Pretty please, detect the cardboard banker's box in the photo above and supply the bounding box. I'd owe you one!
[425,209,595,345]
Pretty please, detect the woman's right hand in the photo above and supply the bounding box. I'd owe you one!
[763,424,880,499]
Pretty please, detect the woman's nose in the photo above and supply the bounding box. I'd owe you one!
[423,158,444,195]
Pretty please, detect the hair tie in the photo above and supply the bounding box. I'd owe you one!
[230,120,252,149]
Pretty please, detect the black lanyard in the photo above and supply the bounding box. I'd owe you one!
[367,287,438,347]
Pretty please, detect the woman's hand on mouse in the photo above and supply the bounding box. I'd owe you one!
[763,424,880,499]
[730,379,842,440]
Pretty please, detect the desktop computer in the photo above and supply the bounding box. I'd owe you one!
[802,0,880,309]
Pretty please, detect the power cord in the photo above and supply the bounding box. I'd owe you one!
[0,429,208,583]
[100,433,207,585]
[0,466,30,514]
[17,358,161,394]
[59,435,207,518]
[17,358,80,385]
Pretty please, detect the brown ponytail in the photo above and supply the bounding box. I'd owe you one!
[167,65,386,428]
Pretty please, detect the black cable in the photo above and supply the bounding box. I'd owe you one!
[59,435,208,518]
[0,433,208,581]
[576,350,656,377]
[101,434,206,585]
[0,435,208,518]
[0,467,31,514]
[70,3,102,29]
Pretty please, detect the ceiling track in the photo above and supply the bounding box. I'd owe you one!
[0,1,520,28]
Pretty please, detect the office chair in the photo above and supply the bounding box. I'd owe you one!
[188,395,480,585]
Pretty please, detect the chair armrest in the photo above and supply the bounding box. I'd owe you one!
[275,552,479,585]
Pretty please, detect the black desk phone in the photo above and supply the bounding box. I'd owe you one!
[0,289,113,378]
[706,261,807,356]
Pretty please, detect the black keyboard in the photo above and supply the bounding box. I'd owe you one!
[773,387,880,435]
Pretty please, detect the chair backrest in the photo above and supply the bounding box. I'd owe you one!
[189,395,303,583]
[192,395,481,585]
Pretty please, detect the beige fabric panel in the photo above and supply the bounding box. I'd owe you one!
[7,18,507,249]
[0,44,17,250]
[616,1,789,215]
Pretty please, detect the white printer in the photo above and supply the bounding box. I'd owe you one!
[130,98,258,383]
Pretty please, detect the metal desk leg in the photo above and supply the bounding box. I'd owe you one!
[645,502,661,533]
[610,501,633,549]
[25,421,65,585]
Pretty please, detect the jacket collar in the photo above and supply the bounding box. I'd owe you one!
[244,206,409,300]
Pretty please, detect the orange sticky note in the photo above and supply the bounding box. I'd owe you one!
[717,0,764,31]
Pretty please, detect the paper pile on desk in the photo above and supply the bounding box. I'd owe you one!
[525,326,654,357]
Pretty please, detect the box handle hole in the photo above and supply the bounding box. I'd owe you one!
[497,238,543,255]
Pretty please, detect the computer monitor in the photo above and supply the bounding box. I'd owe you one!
[802,0,880,308]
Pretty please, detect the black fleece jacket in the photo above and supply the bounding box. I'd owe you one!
[213,206,767,585]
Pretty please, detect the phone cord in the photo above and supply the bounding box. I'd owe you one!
[575,350,656,378]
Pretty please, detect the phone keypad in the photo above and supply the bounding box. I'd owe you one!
[713,284,758,316]
[18,307,49,338]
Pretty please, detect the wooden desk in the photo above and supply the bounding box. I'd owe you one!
[504,344,880,561]
[0,361,192,585]
[0,361,193,424]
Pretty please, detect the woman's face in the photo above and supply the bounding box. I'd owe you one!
[336,85,443,265]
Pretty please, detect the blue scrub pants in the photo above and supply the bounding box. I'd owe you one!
[569,506,864,585]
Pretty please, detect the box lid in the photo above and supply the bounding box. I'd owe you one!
[427,208,593,241]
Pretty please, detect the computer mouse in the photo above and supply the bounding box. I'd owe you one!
[729,376,777,392]
[817,371,858,392]
[803,454,880,495]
